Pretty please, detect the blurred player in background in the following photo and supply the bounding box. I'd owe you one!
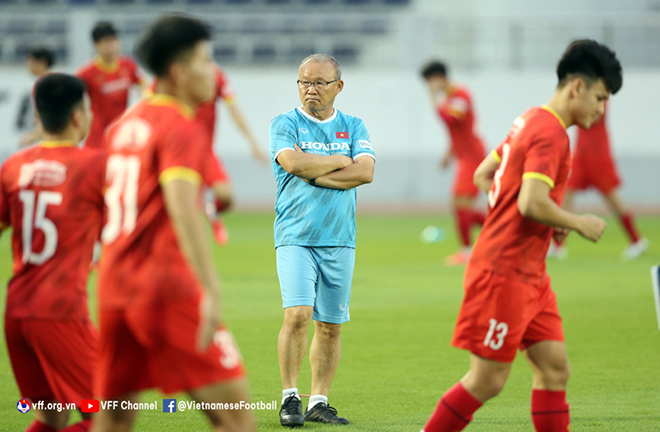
[16,46,55,148]
[76,21,144,149]
[547,103,648,260]
[197,64,269,243]
[94,15,254,432]
[422,40,621,432]
[422,61,487,266]
[1,74,105,432]
[146,64,268,244]
[271,54,375,427]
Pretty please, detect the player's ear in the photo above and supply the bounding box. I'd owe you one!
[168,61,185,86]
[336,79,344,94]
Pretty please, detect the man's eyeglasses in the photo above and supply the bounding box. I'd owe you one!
[297,80,338,90]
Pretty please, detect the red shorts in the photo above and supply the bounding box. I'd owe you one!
[96,293,245,399]
[5,317,97,406]
[451,265,564,362]
[203,148,231,186]
[567,153,621,195]
[453,159,480,197]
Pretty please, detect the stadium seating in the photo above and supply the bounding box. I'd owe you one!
[0,0,407,67]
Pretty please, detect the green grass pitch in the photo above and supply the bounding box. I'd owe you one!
[0,213,659,431]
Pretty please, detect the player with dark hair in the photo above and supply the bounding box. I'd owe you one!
[1,73,104,432]
[17,47,55,148]
[77,21,144,149]
[421,60,487,266]
[547,102,648,260]
[421,40,621,432]
[144,63,268,245]
[94,15,255,432]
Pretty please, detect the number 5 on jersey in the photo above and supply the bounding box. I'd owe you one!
[102,155,141,244]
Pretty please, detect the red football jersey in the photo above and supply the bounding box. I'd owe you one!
[0,141,105,319]
[77,56,143,149]
[468,106,571,276]
[97,94,209,308]
[574,103,610,160]
[195,66,235,142]
[437,85,486,163]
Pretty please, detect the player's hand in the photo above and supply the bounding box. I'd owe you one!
[197,291,222,353]
[553,227,571,243]
[576,214,607,242]
[250,142,270,165]
[440,153,452,170]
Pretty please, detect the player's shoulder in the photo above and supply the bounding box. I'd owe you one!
[447,85,471,101]
[271,108,299,129]
[335,110,366,130]
[76,59,96,77]
[1,147,32,172]
[119,55,138,68]
[214,65,228,79]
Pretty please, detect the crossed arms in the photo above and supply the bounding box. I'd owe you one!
[276,145,374,190]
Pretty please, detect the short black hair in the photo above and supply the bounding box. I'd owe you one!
[136,15,211,78]
[421,61,448,79]
[34,74,86,133]
[92,21,118,43]
[557,39,622,94]
[27,46,55,68]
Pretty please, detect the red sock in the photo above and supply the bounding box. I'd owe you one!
[60,419,92,432]
[470,210,486,227]
[620,213,640,244]
[531,390,570,432]
[423,383,483,432]
[25,421,58,432]
[455,210,471,247]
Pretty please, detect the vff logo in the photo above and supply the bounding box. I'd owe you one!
[163,399,177,413]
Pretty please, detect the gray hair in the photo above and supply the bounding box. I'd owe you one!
[299,53,342,80]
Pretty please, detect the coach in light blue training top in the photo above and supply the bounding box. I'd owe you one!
[270,54,375,428]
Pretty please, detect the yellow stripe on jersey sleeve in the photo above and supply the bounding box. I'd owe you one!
[159,167,202,186]
[522,172,555,189]
[491,149,501,163]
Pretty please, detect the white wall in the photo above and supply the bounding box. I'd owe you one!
[1,66,658,208]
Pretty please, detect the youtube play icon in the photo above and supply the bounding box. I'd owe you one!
[81,399,100,413]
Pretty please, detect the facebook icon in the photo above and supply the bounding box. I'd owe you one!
[163,399,177,413]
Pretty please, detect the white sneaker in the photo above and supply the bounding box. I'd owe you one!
[622,238,649,260]
[547,244,568,260]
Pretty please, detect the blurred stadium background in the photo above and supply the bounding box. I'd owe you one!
[0,0,659,212]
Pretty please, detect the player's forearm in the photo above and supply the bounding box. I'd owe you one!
[163,181,222,296]
[475,177,493,194]
[519,194,582,231]
[473,153,499,194]
[229,105,255,140]
[314,160,374,190]
[280,151,352,179]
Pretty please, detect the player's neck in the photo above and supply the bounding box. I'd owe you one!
[545,93,573,129]
[42,131,79,145]
[95,55,119,71]
[153,81,196,114]
[301,105,334,121]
